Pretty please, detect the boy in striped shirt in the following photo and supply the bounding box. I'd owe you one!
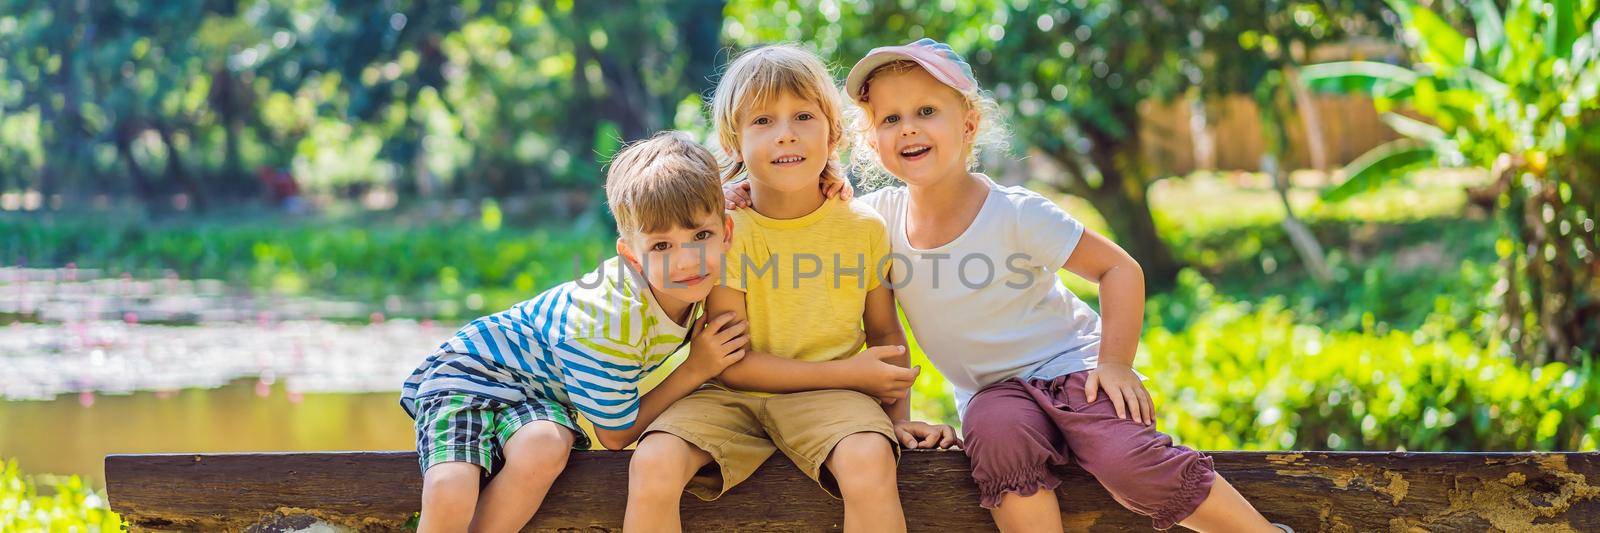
[400,131,748,532]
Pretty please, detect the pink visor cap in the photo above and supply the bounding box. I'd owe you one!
[845,38,977,102]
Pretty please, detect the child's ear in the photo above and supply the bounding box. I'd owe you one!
[616,237,643,270]
[963,107,981,144]
[722,215,734,245]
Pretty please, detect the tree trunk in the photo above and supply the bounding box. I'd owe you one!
[157,125,207,212]
[114,122,158,208]
[670,0,726,107]
[1265,153,1332,284]
[107,450,1600,533]
[210,69,248,198]
[1260,110,1324,284]
[1261,72,1331,285]
[40,0,90,209]
[1085,180,1181,291]
[1288,67,1328,172]
[1079,125,1181,291]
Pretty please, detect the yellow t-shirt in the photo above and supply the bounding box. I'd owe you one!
[722,199,891,364]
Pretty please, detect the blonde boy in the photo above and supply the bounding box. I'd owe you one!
[400,132,747,532]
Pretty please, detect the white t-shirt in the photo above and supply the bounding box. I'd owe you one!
[860,175,1103,418]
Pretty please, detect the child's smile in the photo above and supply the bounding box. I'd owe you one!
[769,153,808,167]
[897,143,933,161]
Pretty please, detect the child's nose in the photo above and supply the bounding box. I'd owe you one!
[670,247,707,272]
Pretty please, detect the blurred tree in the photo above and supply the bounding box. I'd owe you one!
[0,0,724,214]
[1305,0,1599,362]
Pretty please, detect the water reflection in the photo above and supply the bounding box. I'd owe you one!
[0,266,663,485]
[0,379,413,487]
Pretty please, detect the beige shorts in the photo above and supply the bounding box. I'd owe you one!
[645,387,898,500]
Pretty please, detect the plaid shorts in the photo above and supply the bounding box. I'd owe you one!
[410,392,591,476]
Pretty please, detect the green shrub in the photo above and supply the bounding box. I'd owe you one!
[906,270,1597,452]
[1144,271,1598,451]
[1171,217,1500,334]
[0,460,122,532]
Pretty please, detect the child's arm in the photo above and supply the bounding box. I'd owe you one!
[861,284,912,420]
[862,284,960,449]
[1063,228,1155,426]
[710,285,918,403]
[589,312,747,450]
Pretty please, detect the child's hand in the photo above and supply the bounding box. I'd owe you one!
[845,345,918,405]
[686,312,748,379]
[1084,363,1154,425]
[820,173,855,202]
[893,420,960,449]
[721,177,854,210]
[723,180,754,210]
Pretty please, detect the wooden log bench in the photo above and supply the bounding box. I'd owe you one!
[105,450,1600,532]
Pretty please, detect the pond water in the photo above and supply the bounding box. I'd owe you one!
[0,379,414,487]
[0,267,443,486]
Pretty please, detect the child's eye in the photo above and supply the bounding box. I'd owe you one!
[694,230,714,240]
[918,106,936,117]
[882,114,900,125]
[796,112,814,121]
[752,116,771,126]
[651,242,671,252]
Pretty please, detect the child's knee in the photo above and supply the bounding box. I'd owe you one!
[422,462,482,502]
[826,433,896,487]
[629,433,702,492]
[502,422,575,475]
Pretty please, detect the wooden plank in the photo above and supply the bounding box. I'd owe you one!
[106,450,1600,532]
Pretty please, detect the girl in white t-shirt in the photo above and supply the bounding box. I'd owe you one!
[729,38,1285,532]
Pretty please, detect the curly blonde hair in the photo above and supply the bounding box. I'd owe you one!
[710,44,846,185]
[844,60,1009,190]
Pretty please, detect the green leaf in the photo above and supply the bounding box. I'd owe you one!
[1391,0,1470,68]
[1299,61,1419,97]
[1467,0,1505,64]
[1462,67,1510,99]
[1323,140,1437,203]
[1548,0,1579,60]
[1380,113,1447,143]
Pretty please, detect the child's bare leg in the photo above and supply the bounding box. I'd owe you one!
[418,462,482,533]
[989,489,1063,533]
[1175,475,1277,533]
[468,421,575,533]
[624,432,714,533]
[825,432,905,533]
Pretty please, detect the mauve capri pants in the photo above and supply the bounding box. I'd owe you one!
[961,370,1215,530]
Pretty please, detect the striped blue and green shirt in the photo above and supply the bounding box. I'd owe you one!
[400,256,697,431]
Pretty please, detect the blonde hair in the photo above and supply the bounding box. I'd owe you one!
[845,60,1009,189]
[711,44,845,184]
[604,131,724,236]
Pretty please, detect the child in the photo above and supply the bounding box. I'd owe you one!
[624,44,955,533]
[399,131,748,533]
[729,38,1285,532]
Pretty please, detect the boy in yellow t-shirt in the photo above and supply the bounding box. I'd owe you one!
[622,45,956,533]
